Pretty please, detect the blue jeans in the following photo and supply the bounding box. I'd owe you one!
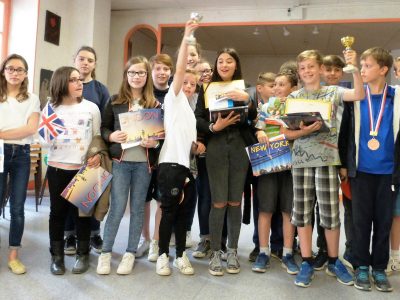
[102,161,151,253]
[0,144,30,248]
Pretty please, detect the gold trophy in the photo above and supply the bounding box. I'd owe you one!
[185,12,203,45]
[341,36,357,73]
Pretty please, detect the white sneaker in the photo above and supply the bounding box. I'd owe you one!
[169,233,176,247]
[173,251,194,275]
[386,256,400,274]
[117,252,135,275]
[148,240,159,262]
[156,253,171,276]
[136,238,151,258]
[185,231,193,248]
[97,252,111,275]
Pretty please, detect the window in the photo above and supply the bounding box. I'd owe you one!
[0,0,10,61]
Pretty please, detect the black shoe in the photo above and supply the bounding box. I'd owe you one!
[90,234,103,254]
[271,248,283,261]
[72,254,90,274]
[50,241,65,275]
[313,250,328,271]
[64,235,76,256]
[372,270,393,292]
[249,246,260,262]
[72,240,90,274]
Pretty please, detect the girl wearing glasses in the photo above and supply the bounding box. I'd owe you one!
[45,66,101,275]
[0,54,40,274]
[62,46,111,258]
[97,56,161,275]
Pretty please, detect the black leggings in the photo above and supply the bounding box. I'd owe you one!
[158,163,191,258]
[48,166,91,243]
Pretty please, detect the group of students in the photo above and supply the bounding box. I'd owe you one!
[0,18,399,293]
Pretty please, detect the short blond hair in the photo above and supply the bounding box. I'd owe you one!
[297,50,323,66]
[257,72,276,85]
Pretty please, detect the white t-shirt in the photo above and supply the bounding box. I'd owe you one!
[47,99,101,169]
[159,87,197,168]
[0,93,40,145]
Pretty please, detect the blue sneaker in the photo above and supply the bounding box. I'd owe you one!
[282,253,299,275]
[326,259,354,285]
[252,253,270,273]
[372,270,393,292]
[354,266,371,291]
[295,261,314,288]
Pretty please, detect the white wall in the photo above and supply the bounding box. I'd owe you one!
[33,0,111,94]
[108,2,400,92]
[92,0,111,83]
[8,0,39,91]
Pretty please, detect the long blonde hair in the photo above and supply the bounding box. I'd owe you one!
[113,56,156,108]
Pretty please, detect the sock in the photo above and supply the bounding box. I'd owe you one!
[302,257,313,265]
[391,249,400,259]
[283,247,292,257]
[328,256,338,265]
[260,247,270,256]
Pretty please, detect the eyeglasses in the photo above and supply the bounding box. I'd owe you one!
[4,67,26,75]
[127,70,147,77]
[69,78,84,84]
[200,69,212,74]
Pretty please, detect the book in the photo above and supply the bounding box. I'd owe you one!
[61,165,112,214]
[279,112,330,133]
[284,98,332,121]
[204,79,246,111]
[246,135,292,176]
[119,108,165,150]
[209,106,248,123]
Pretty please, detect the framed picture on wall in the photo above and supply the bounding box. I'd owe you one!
[39,69,53,109]
[44,10,61,45]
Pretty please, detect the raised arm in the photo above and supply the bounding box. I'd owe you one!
[342,50,365,101]
[172,20,199,96]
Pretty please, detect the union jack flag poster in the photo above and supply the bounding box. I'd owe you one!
[38,103,66,143]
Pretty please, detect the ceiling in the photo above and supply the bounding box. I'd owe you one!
[116,1,400,60]
[111,0,387,10]
[160,22,400,57]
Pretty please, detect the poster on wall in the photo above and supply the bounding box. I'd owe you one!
[44,10,61,45]
[39,69,53,109]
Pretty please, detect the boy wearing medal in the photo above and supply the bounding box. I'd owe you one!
[346,47,398,292]
[283,49,364,288]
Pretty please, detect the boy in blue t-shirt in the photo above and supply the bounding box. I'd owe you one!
[346,47,399,292]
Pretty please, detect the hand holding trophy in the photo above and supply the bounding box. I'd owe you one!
[185,12,203,45]
[341,36,357,73]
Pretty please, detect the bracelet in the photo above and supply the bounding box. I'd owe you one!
[154,141,160,149]
[209,123,215,133]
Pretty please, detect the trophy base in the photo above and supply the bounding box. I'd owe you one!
[343,64,357,74]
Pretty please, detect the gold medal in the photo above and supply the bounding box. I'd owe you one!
[367,138,380,151]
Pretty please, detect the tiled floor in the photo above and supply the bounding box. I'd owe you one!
[0,196,399,300]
